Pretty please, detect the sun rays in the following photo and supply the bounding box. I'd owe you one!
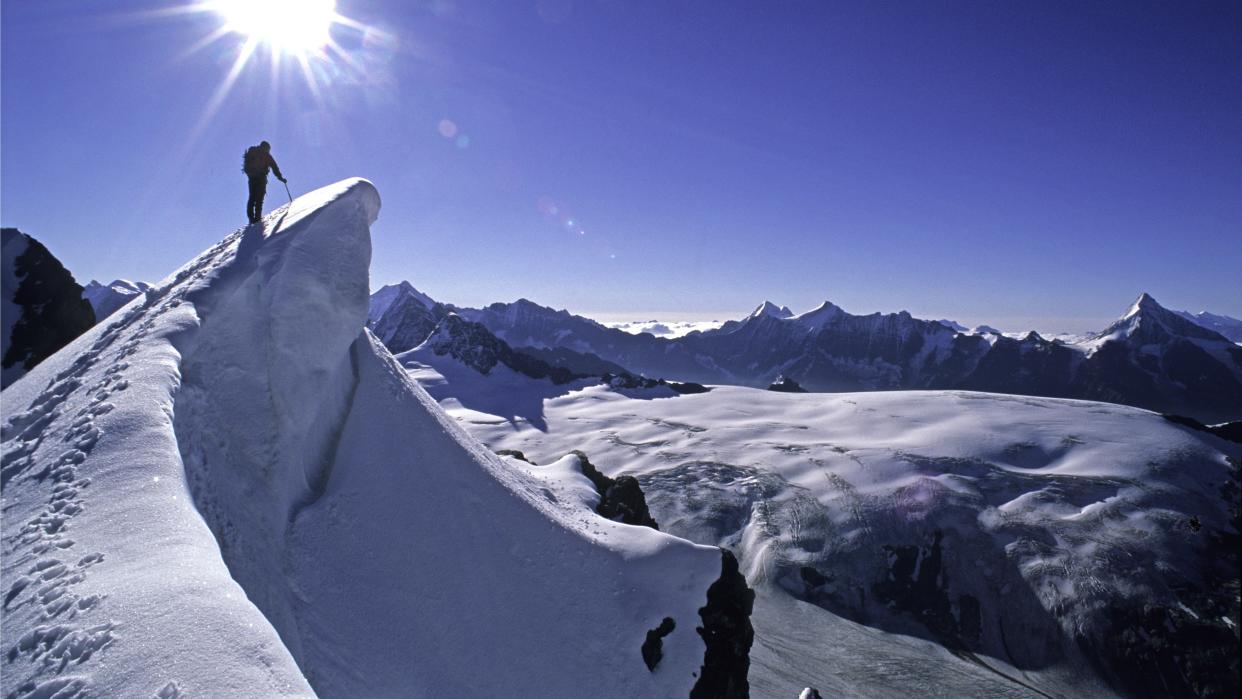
[163,0,394,142]
[210,0,340,55]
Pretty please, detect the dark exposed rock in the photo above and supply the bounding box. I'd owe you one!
[874,530,959,644]
[513,345,629,376]
[958,331,1077,398]
[767,376,807,393]
[601,372,710,395]
[601,476,657,528]
[1212,422,1242,444]
[641,617,676,671]
[495,449,532,464]
[957,594,982,643]
[691,549,754,699]
[1077,599,1240,699]
[670,381,711,394]
[1163,414,1242,444]
[421,314,582,385]
[2,228,96,387]
[800,566,829,588]
[572,451,659,530]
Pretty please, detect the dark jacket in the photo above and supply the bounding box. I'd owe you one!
[243,147,284,181]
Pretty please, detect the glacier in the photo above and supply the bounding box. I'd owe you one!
[1,179,743,698]
[428,371,1241,697]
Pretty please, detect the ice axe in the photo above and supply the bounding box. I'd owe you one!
[282,179,293,204]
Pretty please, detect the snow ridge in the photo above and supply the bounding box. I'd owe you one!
[2,179,731,698]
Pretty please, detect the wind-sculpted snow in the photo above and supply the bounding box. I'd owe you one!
[457,385,1241,698]
[2,179,731,698]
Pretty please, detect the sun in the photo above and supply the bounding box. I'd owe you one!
[165,0,390,147]
[209,0,340,55]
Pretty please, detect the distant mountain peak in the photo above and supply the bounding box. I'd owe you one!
[85,279,151,294]
[367,282,444,353]
[1174,308,1242,343]
[750,301,794,320]
[1090,291,1233,350]
[81,278,153,324]
[935,319,968,332]
[793,301,844,329]
[1125,292,1165,318]
[368,281,436,325]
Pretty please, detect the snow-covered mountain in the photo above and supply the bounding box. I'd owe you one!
[368,288,638,380]
[1061,293,1242,421]
[457,294,1242,423]
[365,280,445,353]
[405,312,587,385]
[457,296,977,388]
[1,180,753,698]
[432,382,1241,698]
[2,228,96,388]
[1176,309,1242,343]
[81,279,153,322]
[398,312,708,431]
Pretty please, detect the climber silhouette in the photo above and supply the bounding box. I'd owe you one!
[242,140,286,224]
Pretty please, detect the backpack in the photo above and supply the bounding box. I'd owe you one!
[242,146,264,177]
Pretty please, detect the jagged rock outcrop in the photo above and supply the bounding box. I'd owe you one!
[641,617,676,671]
[602,373,710,395]
[2,228,96,387]
[691,549,754,699]
[573,450,659,530]
[767,376,806,393]
[1162,414,1242,445]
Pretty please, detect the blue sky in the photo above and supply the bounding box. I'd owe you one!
[3,0,1239,332]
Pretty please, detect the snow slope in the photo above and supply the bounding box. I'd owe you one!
[2,179,733,698]
[444,383,1241,698]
